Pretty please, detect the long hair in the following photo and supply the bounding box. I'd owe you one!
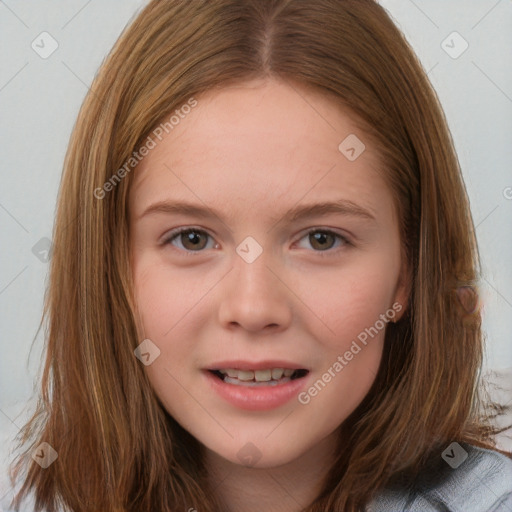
[9,0,511,510]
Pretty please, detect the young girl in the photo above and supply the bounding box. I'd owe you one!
[9,0,512,511]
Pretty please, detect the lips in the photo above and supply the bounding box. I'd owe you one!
[202,369,310,411]
[208,360,309,372]
[204,360,310,409]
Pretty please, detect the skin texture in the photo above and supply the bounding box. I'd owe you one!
[129,78,410,511]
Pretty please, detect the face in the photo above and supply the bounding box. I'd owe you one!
[129,78,409,469]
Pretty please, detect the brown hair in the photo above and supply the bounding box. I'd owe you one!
[9,0,511,510]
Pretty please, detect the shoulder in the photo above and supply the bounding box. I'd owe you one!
[366,443,512,512]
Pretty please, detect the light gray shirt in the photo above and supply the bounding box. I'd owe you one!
[367,443,512,511]
[2,443,510,511]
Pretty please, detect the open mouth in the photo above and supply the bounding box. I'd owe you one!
[208,368,309,387]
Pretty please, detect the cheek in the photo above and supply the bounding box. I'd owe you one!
[131,262,198,419]
[311,260,399,352]
[132,258,205,339]
[131,258,210,399]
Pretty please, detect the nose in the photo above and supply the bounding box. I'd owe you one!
[217,248,293,334]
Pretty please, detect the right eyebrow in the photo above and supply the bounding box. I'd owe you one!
[137,198,377,224]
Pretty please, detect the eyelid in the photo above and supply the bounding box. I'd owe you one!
[161,226,352,255]
[160,226,216,253]
[293,227,352,255]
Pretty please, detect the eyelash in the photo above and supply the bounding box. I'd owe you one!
[161,227,352,257]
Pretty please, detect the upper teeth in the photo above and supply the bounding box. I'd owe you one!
[218,368,295,381]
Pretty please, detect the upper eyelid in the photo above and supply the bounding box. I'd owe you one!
[161,226,351,247]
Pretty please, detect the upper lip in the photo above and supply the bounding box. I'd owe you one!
[206,360,309,371]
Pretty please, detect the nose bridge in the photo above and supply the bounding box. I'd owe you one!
[217,235,292,332]
[235,236,276,295]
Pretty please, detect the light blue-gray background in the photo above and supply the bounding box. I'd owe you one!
[1,1,511,508]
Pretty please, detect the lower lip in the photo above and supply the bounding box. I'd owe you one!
[203,370,309,411]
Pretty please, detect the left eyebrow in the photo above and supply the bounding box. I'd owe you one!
[137,199,377,223]
[281,199,376,223]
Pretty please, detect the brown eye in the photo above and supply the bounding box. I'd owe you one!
[296,229,350,254]
[309,231,336,251]
[164,228,212,252]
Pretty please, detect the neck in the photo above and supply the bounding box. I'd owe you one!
[204,431,338,512]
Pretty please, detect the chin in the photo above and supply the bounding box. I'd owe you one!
[201,431,318,470]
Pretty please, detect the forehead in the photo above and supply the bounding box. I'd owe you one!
[129,78,395,226]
